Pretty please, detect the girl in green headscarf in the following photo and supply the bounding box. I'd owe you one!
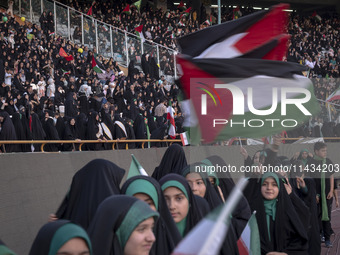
[88,195,159,255]
[29,220,92,255]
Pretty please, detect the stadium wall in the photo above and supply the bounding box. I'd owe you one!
[1,143,340,254]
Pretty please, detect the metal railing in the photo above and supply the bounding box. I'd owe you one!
[0,139,183,152]
[13,0,178,79]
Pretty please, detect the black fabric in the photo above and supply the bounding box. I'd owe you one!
[121,176,181,255]
[152,144,188,181]
[29,220,70,255]
[63,117,80,151]
[87,195,147,255]
[290,177,320,255]
[244,176,309,254]
[0,111,18,152]
[181,163,223,210]
[42,116,60,152]
[159,174,205,236]
[30,113,46,152]
[55,159,125,229]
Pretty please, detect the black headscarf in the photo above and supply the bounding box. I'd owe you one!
[159,174,205,237]
[244,173,309,254]
[29,220,92,255]
[152,144,188,181]
[121,176,181,255]
[181,163,223,210]
[55,159,125,229]
[0,111,18,152]
[87,195,159,255]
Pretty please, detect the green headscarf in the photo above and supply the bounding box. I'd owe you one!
[200,159,220,186]
[161,180,188,236]
[0,244,16,255]
[261,172,280,242]
[125,179,159,210]
[116,200,159,249]
[300,149,309,166]
[314,155,329,221]
[49,223,92,255]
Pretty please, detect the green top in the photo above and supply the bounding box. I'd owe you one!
[0,245,16,255]
[49,223,92,255]
[116,200,159,249]
[125,179,159,210]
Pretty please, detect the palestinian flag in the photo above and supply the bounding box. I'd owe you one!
[61,69,71,75]
[178,20,185,27]
[176,4,320,144]
[102,24,109,32]
[167,25,173,32]
[233,6,242,20]
[87,5,93,16]
[177,1,186,11]
[135,24,145,41]
[182,7,191,17]
[131,0,142,12]
[312,11,322,21]
[49,31,55,36]
[237,212,261,255]
[167,101,176,139]
[294,23,302,32]
[91,56,105,74]
[326,88,340,102]
[172,178,248,255]
[127,154,148,179]
[122,4,131,15]
[166,12,171,19]
[171,32,176,39]
[59,47,74,61]
[204,19,211,26]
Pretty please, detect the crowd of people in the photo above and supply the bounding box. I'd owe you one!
[0,1,340,153]
[1,141,339,254]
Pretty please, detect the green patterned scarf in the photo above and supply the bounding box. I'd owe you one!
[314,155,329,221]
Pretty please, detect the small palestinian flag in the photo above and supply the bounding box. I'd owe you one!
[122,4,131,15]
[312,11,321,21]
[61,69,71,75]
[166,12,171,19]
[294,23,302,32]
[180,7,191,19]
[171,32,176,39]
[204,19,211,26]
[177,1,186,11]
[92,56,105,74]
[233,7,242,20]
[135,24,145,41]
[178,20,185,27]
[102,24,109,32]
[326,88,340,102]
[49,31,55,36]
[87,6,93,16]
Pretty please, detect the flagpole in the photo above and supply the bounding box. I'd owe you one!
[199,178,248,255]
[217,0,221,24]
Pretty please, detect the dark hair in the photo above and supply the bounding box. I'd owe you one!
[314,142,326,152]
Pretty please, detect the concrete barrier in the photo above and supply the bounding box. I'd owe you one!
[1,143,339,254]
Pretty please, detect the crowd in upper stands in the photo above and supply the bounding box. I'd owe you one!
[0,0,339,152]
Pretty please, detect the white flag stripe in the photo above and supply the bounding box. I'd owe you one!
[194,33,246,59]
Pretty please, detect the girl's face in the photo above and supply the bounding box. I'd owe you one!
[124,217,156,255]
[261,177,279,200]
[133,193,156,212]
[56,237,90,255]
[163,187,189,223]
[186,172,206,198]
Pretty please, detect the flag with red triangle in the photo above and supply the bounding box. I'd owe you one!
[312,11,321,21]
[87,5,93,16]
[92,56,105,74]
[135,24,145,41]
[122,4,131,15]
[176,4,320,144]
[177,1,186,10]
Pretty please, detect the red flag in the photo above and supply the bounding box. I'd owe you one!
[59,47,73,61]
[87,6,93,16]
[122,4,131,15]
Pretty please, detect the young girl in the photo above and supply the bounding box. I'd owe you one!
[88,195,159,255]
